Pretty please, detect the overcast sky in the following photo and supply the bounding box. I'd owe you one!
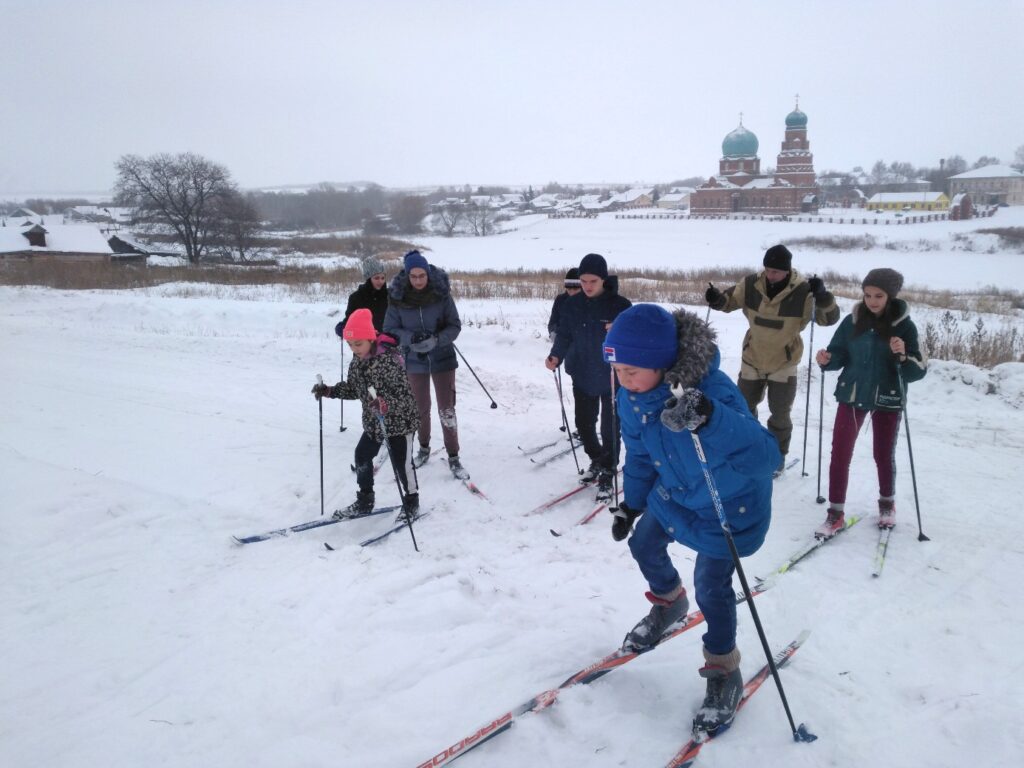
[2,0,1022,196]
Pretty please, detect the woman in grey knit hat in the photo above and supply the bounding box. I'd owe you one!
[336,256,390,337]
[813,268,927,537]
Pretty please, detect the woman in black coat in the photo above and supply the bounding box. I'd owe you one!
[336,256,389,336]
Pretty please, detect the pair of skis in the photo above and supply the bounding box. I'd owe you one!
[231,505,402,545]
[414,521,850,767]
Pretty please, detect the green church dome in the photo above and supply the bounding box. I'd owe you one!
[722,124,758,158]
[785,108,808,128]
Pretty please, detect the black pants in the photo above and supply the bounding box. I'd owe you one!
[573,385,620,471]
[354,431,418,497]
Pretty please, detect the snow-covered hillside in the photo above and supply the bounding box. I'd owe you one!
[2,224,1024,766]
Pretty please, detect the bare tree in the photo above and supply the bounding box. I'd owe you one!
[391,195,426,234]
[1014,145,1024,172]
[114,152,236,264]
[433,202,465,236]
[212,191,262,260]
[972,155,1001,169]
[465,201,497,237]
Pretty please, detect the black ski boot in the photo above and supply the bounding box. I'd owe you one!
[622,588,689,652]
[334,490,375,519]
[579,460,602,484]
[692,647,743,737]
[412,445,431,469]
[447,455,470,480]
[595,470,614,503]
[397,493,420,523]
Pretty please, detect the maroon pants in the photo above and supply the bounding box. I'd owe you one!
[408,369,459,456]
[828,403,901,506]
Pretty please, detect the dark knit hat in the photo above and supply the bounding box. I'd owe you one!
[578,253,608,280]
[763,244,792,271]
[361,256,385,279]
[862,268,903,298]
[404,249,429,273]
[564,267,580,287]
[603,304,678,370]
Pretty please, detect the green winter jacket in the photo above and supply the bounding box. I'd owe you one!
[821,299,927,411]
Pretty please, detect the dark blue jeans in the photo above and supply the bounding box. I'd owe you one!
[628,510,737,655]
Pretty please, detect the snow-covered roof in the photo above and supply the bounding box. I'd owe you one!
[951,193,968,205]
[949,164,1024,180]
[867,192,948,203]
[0,224,113,254]
[659,192,689,203]
[744,177,792,189]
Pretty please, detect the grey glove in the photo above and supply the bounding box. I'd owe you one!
[660,387,713,432]
[611,502,642,541]
[409,334,438,354]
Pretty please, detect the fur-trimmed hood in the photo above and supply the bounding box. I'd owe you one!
[663,309,719,390]
[387,264,452,308]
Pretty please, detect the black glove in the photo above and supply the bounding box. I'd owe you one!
[611,502,642,541]
[661,387,713,432]
[807,276,827,299]
[410,333,437,354]
[335,320,345,338]
[312,383,335,400]
[705,283,723,306]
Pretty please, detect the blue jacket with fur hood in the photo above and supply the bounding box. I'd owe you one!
[383,265,462,375]
[617,309,780,559]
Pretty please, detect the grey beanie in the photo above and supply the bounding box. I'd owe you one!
[361,256,385,280]
[862,268,903,298]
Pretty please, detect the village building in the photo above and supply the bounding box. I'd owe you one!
[948,164,1024,206]
[0,221,135,262]
[690,103,819,215]
[866,192,950,211]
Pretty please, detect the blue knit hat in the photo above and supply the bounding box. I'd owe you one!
[404,250,429,273]
[578,253,608,280]
[603,304,678,369]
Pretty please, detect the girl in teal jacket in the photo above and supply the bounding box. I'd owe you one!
[815,268,927,537]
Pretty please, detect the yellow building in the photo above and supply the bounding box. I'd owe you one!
[866,192,949,211]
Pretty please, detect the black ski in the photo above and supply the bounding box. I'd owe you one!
[233,506,401,545]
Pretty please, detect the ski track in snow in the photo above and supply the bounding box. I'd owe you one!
[3,214,1024,767]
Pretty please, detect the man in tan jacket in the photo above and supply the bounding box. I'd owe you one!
[705,244,840,476]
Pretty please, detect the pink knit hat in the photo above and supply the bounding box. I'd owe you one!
[343,308,378,341]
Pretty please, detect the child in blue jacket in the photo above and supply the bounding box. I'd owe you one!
[603,304,780,735]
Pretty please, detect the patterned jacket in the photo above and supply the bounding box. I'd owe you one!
[712,268,840,375]
[330,338,419,442]
[821,299,927,411]
[618,309,780,559]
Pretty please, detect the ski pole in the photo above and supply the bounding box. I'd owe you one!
[800,297,816,477]
[453,343,498,409]
[316,374,325,517]
[554,367,582,475]
[895,360,929,542]
[368,386,419,552]
[689,429,816,743]
[609,368,620,511]
[339,343,347,432]
[816,367,826,504]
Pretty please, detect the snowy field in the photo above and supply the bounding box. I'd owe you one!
[3,214,1024,767]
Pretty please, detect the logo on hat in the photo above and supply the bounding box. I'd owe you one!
[603,345,617,362]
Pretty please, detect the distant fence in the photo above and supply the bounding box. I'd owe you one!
[613,208,999,225]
